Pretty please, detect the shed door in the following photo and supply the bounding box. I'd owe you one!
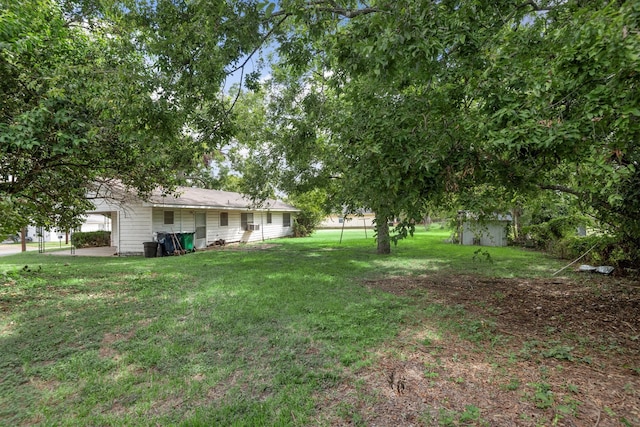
[195,212,206,249]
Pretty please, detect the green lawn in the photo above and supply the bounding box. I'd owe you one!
[0,229,564,426]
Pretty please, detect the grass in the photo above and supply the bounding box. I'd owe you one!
[0,229,565,425]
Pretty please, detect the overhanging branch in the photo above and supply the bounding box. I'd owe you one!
[272,1,383,19]
[538,184,583,198]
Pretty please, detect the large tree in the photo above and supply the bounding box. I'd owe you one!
[237,0,639,257]
[1,0,277,235]
[0,0,211,234]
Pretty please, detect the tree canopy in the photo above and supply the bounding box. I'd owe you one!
[231,0,639,256]
[1,0,207,233]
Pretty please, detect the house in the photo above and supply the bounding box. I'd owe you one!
[318,210,376,229]
[458,211,512,247]
[19,214,111,243]
[89,185,299,256]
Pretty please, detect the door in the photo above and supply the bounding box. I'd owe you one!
[195,212,206,249]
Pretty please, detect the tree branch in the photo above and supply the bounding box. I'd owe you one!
[538,184,583,198]
[271,1,383,19]
[516,1,552,12]
[225,14,290,76]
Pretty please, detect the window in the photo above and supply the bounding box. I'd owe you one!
[283,213,291,227]
[267,212,272,224]
[241,213,254,230]
[164,211,174,225]
[220,212,228,227]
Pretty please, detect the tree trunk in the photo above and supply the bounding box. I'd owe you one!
[376,214,391,254]
[511,205,522,241]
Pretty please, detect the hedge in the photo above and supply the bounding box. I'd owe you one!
[71,231,111,248]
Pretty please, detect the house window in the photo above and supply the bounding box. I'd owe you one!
[164,211,174,225]
[267,212,272,224]
[241,213,254,230]
[283,213,291,227]
[220,212,228,227]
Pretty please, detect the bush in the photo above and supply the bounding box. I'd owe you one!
[71,231,111,248]
[554,235,640,269]
[293,221,309,237]
[522,215,592,250]
[287,189,327,237]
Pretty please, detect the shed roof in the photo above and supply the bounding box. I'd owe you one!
[458,210,512,222]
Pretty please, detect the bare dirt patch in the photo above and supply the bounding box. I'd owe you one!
[198,242,281,252]
[315,274,640,426]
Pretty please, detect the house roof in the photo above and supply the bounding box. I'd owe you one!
[145,186,299,212]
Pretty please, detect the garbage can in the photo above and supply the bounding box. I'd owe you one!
[143,241,158,258]
[179,232,195,252]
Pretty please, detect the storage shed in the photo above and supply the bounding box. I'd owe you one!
[458,211,512,247]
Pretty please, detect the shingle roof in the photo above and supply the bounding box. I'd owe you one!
[145,186,298,212]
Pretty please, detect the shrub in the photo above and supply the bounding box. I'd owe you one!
[522,215,592,250]
[554,235,640,269]
[71,231,111,248]
[293,221,309,238]
[287,189,327,237]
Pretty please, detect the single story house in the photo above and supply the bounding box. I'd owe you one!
[318,210,376,229]
[89,185,299,256]
[19,214,111,243]
[458,211,512,247]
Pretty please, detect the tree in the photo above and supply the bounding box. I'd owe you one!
[245,0,639,259]
[0,0,213,235]
[288,189,327,237]
[474,1,640,252]
[238,1,487,253]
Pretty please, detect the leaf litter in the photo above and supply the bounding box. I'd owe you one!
[313,274,640,426]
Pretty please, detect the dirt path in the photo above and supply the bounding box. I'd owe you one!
[316,274,640,426]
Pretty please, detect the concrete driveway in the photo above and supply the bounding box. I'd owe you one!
[0,244,41,257]
[0,244,117,257]
[48,246,118,257]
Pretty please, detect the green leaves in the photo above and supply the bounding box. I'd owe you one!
[247,0,640,257]
[0,0,214,233]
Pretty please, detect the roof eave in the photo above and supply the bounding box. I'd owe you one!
[144,202,299,212]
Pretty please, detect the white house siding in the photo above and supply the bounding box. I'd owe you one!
[118,202,153,255]
[204,210,243,243]
[270,212,294,240]
[151,208,196,235]
[204,210,293,245]
[90,191,296,254]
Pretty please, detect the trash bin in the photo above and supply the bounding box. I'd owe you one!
[161,233,179,255]
[143,241,158,258]
[156,233,166,256]
[179,232,195,252]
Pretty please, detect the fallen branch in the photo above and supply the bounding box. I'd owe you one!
[552,243,598,276]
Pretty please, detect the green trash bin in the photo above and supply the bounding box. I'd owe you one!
[178,233,195,252]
